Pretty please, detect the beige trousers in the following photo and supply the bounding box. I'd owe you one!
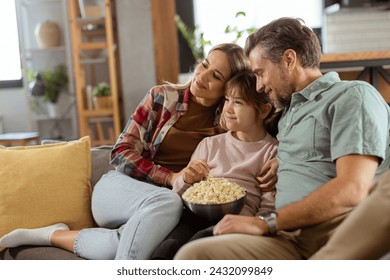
[175,170,390,260]
[174,212,347,260]
[311,170,390,260]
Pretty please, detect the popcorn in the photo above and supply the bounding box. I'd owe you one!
[182,177,246,204]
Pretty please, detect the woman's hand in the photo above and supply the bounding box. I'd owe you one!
[257,158,278,190]
[213,215,268,236]
[182,160,210,185]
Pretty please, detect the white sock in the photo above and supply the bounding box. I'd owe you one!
[0,223,69,248]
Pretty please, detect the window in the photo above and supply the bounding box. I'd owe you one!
[0,0,22,88]
[193,0,323,54]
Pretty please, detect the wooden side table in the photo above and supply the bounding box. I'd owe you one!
[0,132,40,147]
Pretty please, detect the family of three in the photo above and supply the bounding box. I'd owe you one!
[2,17,390,260]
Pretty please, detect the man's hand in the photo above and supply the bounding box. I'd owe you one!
[257,158,278,190]
[182,160,210,185]
[213,214,268,236]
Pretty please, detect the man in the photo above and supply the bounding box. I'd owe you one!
[174,17,390,260]
[310,169,390,260]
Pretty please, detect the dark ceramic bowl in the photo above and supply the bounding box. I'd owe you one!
[183,194,246,223]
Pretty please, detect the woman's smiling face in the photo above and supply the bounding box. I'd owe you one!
[190,50,232,107]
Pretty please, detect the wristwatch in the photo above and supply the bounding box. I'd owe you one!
[259,211,278,236]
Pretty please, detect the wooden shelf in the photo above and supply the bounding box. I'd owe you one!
[68,0,122,147]
[82,109,114,117]
[79,42,108,50]
[76,16,105,26]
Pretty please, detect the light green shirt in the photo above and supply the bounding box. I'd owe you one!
[276,72,390,209]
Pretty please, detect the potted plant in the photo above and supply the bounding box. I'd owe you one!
[41,64,68,104]
[28,65,68,117]
[174,14,211,62]
[224,12,257,44]
[92,82,112,109]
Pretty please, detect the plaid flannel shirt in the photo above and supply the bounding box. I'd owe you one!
[110,84,192,185]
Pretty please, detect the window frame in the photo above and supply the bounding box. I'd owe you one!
[0,79,23,89]
[0,0,23,89]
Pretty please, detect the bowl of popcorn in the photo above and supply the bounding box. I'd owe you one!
[182,177,246,223]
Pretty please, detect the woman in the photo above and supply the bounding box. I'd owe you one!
[0,43,251,260]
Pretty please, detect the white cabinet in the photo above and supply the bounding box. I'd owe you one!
[15,0,78,140]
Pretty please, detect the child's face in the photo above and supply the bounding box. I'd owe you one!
[222,90,260,133]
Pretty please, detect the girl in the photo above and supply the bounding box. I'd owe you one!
[152,70,280,259]
[174,69,280,216]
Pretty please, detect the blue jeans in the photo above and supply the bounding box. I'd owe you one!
[73,170,183,260]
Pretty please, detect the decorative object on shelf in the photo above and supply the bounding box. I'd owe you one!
[47,102,60,118]
[92,82,112,109]
[28,65,68,118]
[78,0,104,18]
[34,20,61,49]
[86,85,94,109]
[41,65,68,104]
[28,73,45,97]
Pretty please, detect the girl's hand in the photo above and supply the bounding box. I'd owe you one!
[166,171,183,187]
[257,158,278,190]
[182,160,210,185]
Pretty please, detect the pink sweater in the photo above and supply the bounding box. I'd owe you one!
[174,131,278,216]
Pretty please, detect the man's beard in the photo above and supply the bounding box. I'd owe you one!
[274,67,294,109]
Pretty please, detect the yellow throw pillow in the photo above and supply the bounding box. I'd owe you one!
[0,136,94,238]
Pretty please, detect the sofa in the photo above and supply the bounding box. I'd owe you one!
[0,136,198,260]
[0,137,114,260]
[1,137,389,260]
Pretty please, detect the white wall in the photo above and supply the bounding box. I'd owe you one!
[0,87,32,133]
[116,0,156,120]
[193,0,323,52]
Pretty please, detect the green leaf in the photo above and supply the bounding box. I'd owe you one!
[235,11,246,17]
[93,82,111,97]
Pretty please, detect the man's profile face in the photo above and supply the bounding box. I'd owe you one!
[249,46,293,109]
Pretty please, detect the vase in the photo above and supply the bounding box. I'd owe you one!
[93,96,112,109]
[29,74,45,97]
[47,102,60,118]
[34,21,60,49]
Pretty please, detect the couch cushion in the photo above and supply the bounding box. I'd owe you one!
[91,145,115,188]
[0,245,83,260]
[41,140,115,189]
[0,136,95,241]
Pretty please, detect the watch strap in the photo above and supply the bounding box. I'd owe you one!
[259,212,278,236]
